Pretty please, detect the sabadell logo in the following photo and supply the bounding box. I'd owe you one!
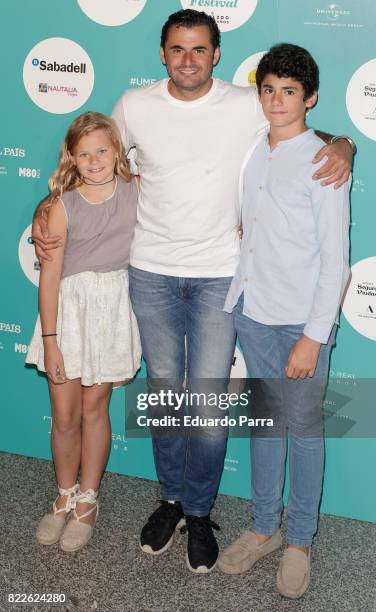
[31,57,87,73]
[77,0,147,26]
[180,0,258,32]
[23,38,94,114]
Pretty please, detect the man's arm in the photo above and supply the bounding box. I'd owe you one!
[311,131,356,189]
[32,197,63,262]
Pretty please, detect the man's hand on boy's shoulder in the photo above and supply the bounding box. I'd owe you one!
[312,137,353,189]
[285,335,321,379]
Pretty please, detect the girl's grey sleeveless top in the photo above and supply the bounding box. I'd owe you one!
[60,176,137,279]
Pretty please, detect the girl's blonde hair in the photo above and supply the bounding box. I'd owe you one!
[48,111,132,202]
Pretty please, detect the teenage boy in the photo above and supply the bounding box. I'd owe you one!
[220,44,350,598]
[32,11,354,575]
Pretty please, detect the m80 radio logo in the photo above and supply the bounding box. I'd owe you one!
[18,168,40,179]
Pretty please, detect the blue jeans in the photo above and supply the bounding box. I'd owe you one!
[128,265,236,516]
[234,294,335,546]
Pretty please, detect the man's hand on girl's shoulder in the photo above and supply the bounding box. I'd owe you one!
[32,198,63,262]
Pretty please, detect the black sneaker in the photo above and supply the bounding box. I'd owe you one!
[182,515,220,573]
[139,501,185,555]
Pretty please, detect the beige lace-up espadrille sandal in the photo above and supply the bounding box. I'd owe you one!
[36,483,79,545]
[59,488,99,552]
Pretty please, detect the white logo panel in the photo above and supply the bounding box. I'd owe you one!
[342,257,376,341]
[23,38,94,114]
[233,51,266,87]
[180,0,258,32]
[346,59,376,141]
[77,0,147,26]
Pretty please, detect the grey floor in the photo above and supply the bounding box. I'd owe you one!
[1,452,375,612]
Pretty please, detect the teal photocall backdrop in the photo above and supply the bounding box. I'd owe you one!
[1,0,376,521]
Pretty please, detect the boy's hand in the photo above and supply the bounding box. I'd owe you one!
[285,335,321,379]
[312,139,352,189]
[32,204,63,262]
[44,341,67,384]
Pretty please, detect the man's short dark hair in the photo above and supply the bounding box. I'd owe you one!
[256,43,319,100]
[161,9,221,50]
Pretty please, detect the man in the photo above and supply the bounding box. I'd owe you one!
[33,9,354,573]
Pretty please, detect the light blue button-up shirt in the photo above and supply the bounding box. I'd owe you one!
[224,129,350,344]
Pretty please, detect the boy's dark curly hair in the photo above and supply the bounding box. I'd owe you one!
[256,43,319,100]
[160,9,221,51]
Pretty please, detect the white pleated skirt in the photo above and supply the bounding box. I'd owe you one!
[26,269,141,386]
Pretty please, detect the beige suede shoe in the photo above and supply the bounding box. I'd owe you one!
[59,488,98,552]
[36,484,78,545]
[218,529,282,574]
[277,546,311,599]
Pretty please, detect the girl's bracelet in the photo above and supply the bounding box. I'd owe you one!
[41,333,57,337]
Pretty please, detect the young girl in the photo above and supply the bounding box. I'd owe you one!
[26,111,141,552]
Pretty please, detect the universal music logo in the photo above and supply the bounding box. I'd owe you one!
[316,3,350,20]
[304,3,364,28]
